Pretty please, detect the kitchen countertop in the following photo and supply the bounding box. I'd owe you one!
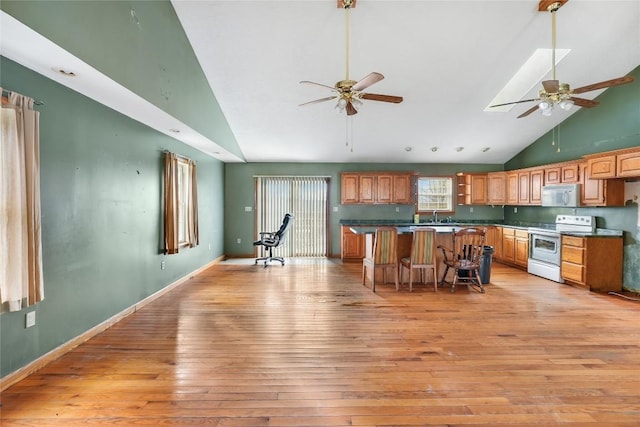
[342,220,623,237]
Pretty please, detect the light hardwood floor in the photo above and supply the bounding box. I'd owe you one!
[2,260,640,426]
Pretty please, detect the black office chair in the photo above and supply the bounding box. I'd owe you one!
[253,214,294,267]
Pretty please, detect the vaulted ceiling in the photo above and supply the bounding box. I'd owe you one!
[2,1,639,164]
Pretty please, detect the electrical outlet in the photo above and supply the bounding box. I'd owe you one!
[395,207,400,212]
[161,260,165,270]
[514,207,518,213]
[244,206,252,212]
[469,207,474,213]
[26,311,36,328]
[208,243,211,251]
[236,238,241,244]
[332,206,339,212]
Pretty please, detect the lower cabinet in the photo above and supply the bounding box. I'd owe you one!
[561,235,622,292]
[501,227,528,269]
[341,226,364,260]
[484,226,502,260]
[502,228,516,264]
[514,229,529,268]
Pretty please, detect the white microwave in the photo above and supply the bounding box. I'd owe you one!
[541,184,581,207]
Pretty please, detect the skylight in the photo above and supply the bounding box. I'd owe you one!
[485,48,570,112]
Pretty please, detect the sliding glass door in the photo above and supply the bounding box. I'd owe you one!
[255,176,329,258]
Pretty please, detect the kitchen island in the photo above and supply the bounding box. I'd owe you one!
[349,225,482,287]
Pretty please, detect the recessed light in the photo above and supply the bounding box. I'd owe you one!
[431,147,438,152]
[52,67,76,77]
[169,129,181,133]
[405,146,412,152]
[455,147,464,152]
[481,147,490,152]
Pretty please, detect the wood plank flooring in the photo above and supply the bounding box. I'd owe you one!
[2,260,640,426]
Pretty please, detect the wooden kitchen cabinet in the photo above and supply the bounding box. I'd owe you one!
[500,227,528,269]
[517,171,530,204]
[587,155,617,179]
[484,226,502,260]
[514,229,529,268]
[340,173,359,204]
[561,235,622,292]
[545,162,580,184]
[506,173,519,205]
[487,172,506,205]
[529,169,544,205]
[502,227,516,264]
[579,162,624,207]
[341,226,364,260]
[340,172,414,204]
[392,174,413,204]
[616,150,640,177]
[359,174,376,203]
[456,173,487,205]
[376,174,393,203]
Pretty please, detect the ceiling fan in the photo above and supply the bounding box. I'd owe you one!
[299,0,403,116]
[490,0,634,118]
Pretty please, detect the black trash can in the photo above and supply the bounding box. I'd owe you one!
[479,245,494,284]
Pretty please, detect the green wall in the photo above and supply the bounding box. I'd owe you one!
[224,163,504,258]
[0,57,225,378]
[1,0,243,160]
[505,66,640,291]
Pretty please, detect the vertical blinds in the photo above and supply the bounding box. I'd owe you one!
[255,176,329,258]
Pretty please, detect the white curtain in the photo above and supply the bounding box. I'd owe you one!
[1,89,44,312]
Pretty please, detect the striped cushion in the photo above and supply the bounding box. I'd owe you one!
[374,229,397,264]
[411,229,435,264]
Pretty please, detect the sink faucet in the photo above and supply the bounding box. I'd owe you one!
[433,210,438,223]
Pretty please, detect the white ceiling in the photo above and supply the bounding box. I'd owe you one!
[171,0,639,163]
[2,1,639,164]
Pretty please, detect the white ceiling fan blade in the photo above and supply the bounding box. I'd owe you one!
[352,72,384,92]
[300,81,338,92]
[299,96,338,107]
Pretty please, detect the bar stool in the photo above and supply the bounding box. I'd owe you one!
[399,227,438,292]
[362,227,398,292]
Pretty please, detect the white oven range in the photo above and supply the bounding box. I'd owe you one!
[527,215,596,283]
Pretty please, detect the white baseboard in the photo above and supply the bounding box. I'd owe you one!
[1,256,224,392]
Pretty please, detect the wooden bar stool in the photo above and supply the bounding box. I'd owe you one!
[362,227,398,292]
[399,227,438,292]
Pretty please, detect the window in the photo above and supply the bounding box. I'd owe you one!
[415,176,454,213]
[177,159,191,245]
[164,152,198,254]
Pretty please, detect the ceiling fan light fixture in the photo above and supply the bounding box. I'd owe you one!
[538,100,551,110]
[559,99,574,110]
[541,106,553,116]
[351,98,363,109]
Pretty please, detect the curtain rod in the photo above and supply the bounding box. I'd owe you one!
[2,89,44,106]
[164,150,194,163]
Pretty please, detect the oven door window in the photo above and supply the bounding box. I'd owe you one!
[533,237,557,253]
[530,234,561,265]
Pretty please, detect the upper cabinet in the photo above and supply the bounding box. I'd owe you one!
[585,147,640,179]
[579,162,625,207]
[456,173,487,205]
[545,162,580,184]
[340,172,414,205]
[487,172,506,205]
[503,168,543,206]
